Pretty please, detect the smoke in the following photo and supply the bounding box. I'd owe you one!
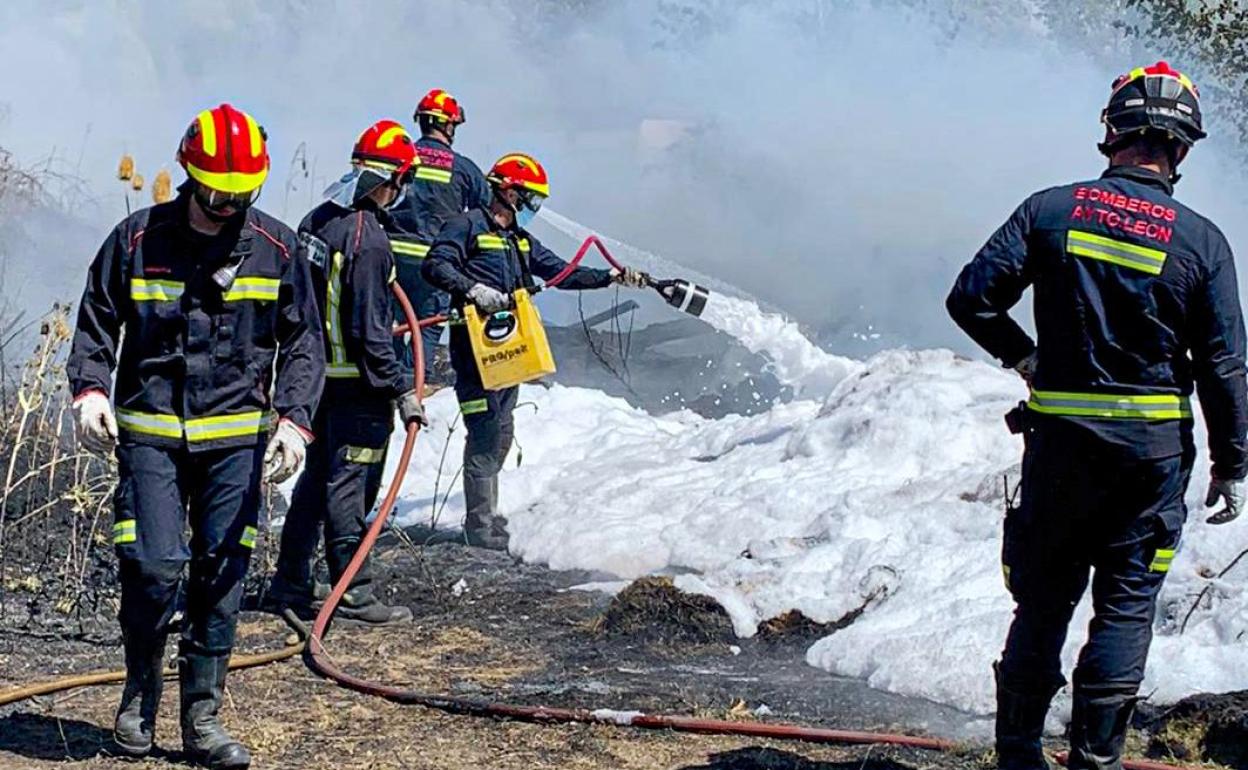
[1,0,1246,354]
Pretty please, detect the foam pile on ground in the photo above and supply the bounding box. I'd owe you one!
[383,237,1248,719]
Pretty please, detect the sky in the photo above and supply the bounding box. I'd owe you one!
[2,0,1246,354]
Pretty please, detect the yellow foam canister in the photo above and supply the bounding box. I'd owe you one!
[463,288,556,390]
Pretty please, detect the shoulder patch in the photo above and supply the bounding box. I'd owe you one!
[298,230,330,271]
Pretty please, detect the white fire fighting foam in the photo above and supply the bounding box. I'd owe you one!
[376,220,1248,733]
[539,208,860,397]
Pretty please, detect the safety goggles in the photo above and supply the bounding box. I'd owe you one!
[514,188,545,215]
[197,186,260,214]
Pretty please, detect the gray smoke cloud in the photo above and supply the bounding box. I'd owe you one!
[1,0,1245,355]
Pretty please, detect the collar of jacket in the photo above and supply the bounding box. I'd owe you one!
[1102,165,1174,195]
[417,135,452,151]
[475,205,521,237]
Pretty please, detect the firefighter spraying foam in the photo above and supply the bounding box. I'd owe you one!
[67,103,325,769]
[422,153,648,550]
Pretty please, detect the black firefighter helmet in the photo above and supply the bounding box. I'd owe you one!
[1099,61,1206,156]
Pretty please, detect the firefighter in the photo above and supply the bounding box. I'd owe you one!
[387,89,491,393]
[266,120,426,625]
[947,62,1246,770]
[68,104,324,769]
[423,153,647,551]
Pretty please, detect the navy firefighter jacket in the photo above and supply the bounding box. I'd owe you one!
[947,165,1248,479]
[422,207,612,305]
[385,136,492,263]
[298,200,408,402]
[67,193,325,451]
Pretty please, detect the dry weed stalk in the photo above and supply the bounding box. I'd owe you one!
[0,304,117,630]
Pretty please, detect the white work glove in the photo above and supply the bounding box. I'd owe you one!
[1205,476,1246,525]
[467,283,511,313]
[73,390,118,455]
[610,266,648,288]
[264,419,310,484]
[1012,351,1038,386]
[397,389,428,427]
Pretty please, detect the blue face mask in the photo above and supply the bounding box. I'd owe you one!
[515,206,537,229]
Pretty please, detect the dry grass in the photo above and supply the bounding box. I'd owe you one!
[0,304,118,634]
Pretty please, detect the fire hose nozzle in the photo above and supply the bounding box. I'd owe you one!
[651,277,709,318]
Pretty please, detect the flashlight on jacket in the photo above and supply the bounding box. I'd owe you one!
[212,257,244,292]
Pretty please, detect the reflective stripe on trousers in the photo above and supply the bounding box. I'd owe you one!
[1027,390,1192,420]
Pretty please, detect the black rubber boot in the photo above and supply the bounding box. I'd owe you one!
[179,646,251,769]
[995,666,1055,770]
[463,475,510,551]
[1067,690,1136,770]
[464,514,510,551]
[336,587,413,626]
[113,632,168,757]
[323,539,411,624]
[261,571,316,621]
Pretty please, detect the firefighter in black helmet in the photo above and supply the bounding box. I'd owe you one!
[948,62,1246,770]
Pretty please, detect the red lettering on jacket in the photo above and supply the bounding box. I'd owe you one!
[416,146,454,169]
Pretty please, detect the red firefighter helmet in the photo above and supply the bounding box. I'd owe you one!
[1101,61,1206,154]
[486,153,550,198]
[415,88,466,125]
[352,119,418,179]
[177,104,270,194]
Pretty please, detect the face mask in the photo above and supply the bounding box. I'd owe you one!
[386,184,407,210]
[515,206,537,229]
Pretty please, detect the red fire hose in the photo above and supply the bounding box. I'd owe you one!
[0,238,1201,770]
[303,240,1204,770]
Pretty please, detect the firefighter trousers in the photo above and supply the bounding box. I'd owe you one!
[113,441,264,656]
[394,256,449,382]
[455,376,518,528]
[275,403,392,598]
[999,417,1192,701]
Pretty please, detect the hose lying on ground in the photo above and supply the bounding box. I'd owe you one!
[0,644,303,706]
[0,239,1205,770]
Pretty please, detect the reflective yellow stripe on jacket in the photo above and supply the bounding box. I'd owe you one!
[390,238,431,261]
[116,409,183,439]
[476,234,509,251]
[474,234,528,253]
[183,411,267,442]
[223,276,280,302]
[1027,390,1192,420]
[1067,230,1167,276]
[116,409,268,442]
[414,167,452,184]
[325,250,361,379]
[131,278,185,302]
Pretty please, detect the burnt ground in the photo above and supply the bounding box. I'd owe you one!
[0,536,1242,769]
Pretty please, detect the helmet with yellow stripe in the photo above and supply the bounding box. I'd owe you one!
[177,104,270,195]
[487,153,550,198]
[415,88,466,125]
[353,119,418,181]
[1100,61,1206,155]
[487,153,549,229]
[323,119,419,210]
